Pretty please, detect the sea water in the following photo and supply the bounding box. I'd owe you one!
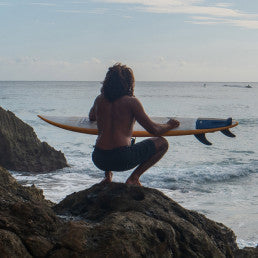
[0,81,257,248]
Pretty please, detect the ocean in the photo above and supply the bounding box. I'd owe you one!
[0,81,257,248]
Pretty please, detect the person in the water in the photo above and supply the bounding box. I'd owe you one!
[89,63,179,186]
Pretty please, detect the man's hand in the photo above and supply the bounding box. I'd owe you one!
[167,119,180,129]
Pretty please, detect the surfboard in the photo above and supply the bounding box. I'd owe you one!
[38,115,238,145]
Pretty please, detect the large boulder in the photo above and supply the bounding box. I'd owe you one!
[0,166,90,257]
[54,183,241,258]
[0,106,67,172]
[0,166,257,257]
[0,166,59,257]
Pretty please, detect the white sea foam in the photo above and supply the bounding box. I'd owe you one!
[237,239,257,249]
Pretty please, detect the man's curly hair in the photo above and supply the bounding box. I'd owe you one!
[101,63,135,102]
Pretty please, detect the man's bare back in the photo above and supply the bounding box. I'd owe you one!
[89,94,179,150]
[89,94,135,149]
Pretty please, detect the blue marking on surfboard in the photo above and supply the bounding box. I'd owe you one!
[196,118,232,129]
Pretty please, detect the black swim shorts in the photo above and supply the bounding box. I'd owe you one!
[92,139,156,172]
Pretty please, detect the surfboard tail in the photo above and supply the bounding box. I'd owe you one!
[194,117,237,145]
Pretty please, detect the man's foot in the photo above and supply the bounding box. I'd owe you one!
[125,177,142,186]
[101,171,113,184]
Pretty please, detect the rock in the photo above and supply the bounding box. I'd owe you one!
[54,182,240,258]
[0,229,32,258]
[234,246,258,258]
[1,166,257,257]
[0,166,59,257]
[0,166,86,257]
[0,106,68,172]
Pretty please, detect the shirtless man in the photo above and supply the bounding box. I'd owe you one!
[89,63,179,186]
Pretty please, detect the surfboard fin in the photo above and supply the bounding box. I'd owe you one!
[194,133,212,145]
[221,129,236,138]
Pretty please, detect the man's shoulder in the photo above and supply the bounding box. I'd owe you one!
[121,95,139,103]
[118,96,140,107]
[96,94,104,100]
[95,94,105,104]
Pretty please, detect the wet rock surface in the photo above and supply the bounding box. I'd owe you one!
[0,166,257,257]
[0,106,67,172]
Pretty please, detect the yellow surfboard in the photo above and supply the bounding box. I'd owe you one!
[38,115,238,145]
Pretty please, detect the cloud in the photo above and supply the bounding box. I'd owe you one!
[88,8,107,14]
[71,1,89,3]
[95,0,258,29]
[56,9,85,13]
[0,56,108,80]
[122,15,133,19]
[228,19,258,29]
[143,5,249,18]
[0,56,102,67]
[31,2,56,6]
[189,16,258,29]
[91,57,101,64]
[158,56,165,62]
[1,55,258,81]
[96,0,202,5]
[215,3,232,8]
[56,8,107,14]
[0,56,71,67]
[0,2,10,5]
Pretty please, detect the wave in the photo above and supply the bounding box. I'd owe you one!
[141,161,258,192]
[237,118,258,126]
[223,84,252,89]
[237,239,258,249]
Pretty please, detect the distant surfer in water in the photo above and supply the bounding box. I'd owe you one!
[89,63,179,186]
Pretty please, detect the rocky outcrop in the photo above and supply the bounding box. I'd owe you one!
[0,107,67,172]
[0,166,257,257]
[0,166,89,257]
[234,246,258,258]
[54,183,239,257]
[0,166,58,257]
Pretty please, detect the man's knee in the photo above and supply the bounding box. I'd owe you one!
[160,137,169,151]
[152,137,169,152]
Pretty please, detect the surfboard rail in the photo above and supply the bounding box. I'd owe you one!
[38,115,98,135]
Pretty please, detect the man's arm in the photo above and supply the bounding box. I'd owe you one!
[89,95,101,121]
[89,106,96,121]
[131,97,179,136]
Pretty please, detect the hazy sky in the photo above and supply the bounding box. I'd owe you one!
[1,0,258,81]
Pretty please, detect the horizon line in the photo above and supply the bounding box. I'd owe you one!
[0,80,256,83]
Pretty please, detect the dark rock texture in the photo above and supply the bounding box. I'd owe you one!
[0,166,257,258]
[0,166,90,257]
[0,106,67,172]
[0,166,58,257]
[234,246,258,258]
[54,183,240,258]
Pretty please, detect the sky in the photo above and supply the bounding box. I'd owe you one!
[1,0,258,81]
